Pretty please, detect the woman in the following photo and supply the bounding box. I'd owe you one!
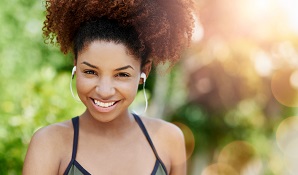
[23,0,195,174]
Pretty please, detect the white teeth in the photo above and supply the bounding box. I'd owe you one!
[94,99,115,108]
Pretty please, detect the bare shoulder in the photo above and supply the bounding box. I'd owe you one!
[140,116,187,174]
[140,116,184,142]
[23,120,73,174]
[27,120,74,155]
[31,120,73,144]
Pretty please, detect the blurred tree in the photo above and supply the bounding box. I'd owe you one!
[0,0,83,174]
[161,0,298,174]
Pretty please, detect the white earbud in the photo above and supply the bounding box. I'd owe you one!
[71,66,76,79]
[140,72,146,83]
[70,66,80,102]
[131,72,148,115]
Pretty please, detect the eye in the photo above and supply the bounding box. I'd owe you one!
[116,72,130,77]
[84,70,97,75]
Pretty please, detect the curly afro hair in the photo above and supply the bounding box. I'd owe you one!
[43,0,195,67]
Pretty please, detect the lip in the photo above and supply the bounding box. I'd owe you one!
[90,98,120,113]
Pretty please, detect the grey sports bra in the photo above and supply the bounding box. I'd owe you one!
[64,114,168,175]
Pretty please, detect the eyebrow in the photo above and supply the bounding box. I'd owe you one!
[81,61,98,69]
[81,61,134,71]
[115,65,134,71]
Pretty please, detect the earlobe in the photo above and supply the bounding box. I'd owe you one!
[139,59,152,84]
[142,59,152,75]
[139,74,146,84]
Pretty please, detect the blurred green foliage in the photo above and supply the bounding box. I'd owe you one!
[0,0,85,174]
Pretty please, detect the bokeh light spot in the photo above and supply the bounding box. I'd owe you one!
[290,70,298,89]
[276,116,298,174]
[172,122,195,160]
[271,69,298,107]
[196,77,212,94]
[276,116,298,158]
[218,141,255,173]
[283,156,298,175]
[201,163,238,175]
[253,51,273,77]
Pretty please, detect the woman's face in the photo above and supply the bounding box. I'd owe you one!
[75,41,142,122]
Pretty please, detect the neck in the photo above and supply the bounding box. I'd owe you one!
[80,109,136,137]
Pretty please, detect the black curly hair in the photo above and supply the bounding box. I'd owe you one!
[43,0,195,68]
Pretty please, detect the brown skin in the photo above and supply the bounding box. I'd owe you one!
[23,41,186,175]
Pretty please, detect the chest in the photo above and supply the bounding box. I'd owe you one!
[59,133,165,175]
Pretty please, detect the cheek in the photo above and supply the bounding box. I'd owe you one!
[117,81,139,98]
[76,77,95,95]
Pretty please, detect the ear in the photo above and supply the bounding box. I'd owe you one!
[139,60,152,84]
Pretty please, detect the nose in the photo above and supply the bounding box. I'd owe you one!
[95,77,116,99]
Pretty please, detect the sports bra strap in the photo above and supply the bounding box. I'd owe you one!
[133,114,168,174]
[71,116,79,160]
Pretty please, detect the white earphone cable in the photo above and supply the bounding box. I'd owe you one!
[132,74,148,115]
[70,74,81,102]
[142,80,148,114]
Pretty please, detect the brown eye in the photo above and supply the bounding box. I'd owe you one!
[116,73,130,77]
[84,70,96,75]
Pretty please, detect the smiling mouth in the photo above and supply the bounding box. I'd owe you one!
[92,99,119,108]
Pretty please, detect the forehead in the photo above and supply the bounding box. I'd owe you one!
[78,41,141,69]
